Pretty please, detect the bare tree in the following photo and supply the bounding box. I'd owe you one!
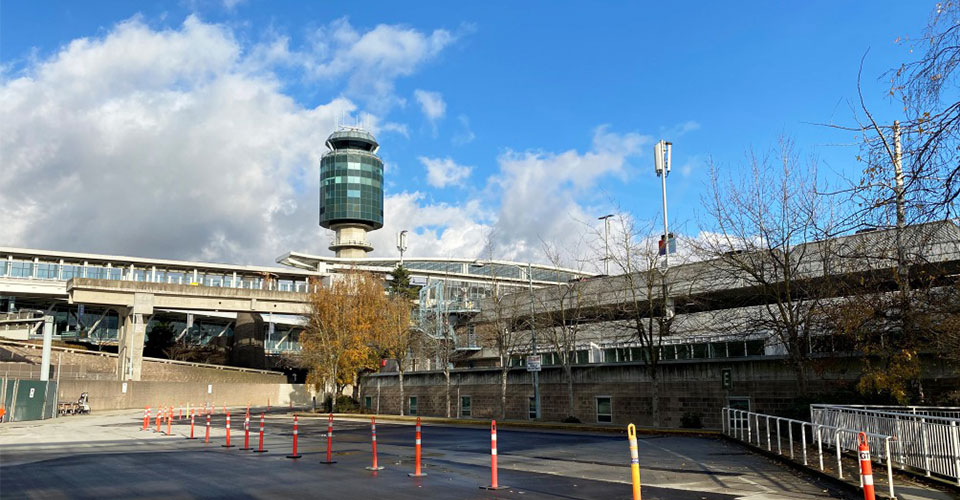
[419,281,456,417]
[376,295,415,415]
[697,140,833,395]
[473,271,526,419]
[539,240,589,421]
[601,212,693,428]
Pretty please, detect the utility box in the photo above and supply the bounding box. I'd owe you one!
[1,379,58,422]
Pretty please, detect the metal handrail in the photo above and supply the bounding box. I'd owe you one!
[811,404,960,484]
[722,407,896,498]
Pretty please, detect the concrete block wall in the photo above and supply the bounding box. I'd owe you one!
[361,357,959,429]
[57,380,316,411]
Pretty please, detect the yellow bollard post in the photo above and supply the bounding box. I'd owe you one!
[628,424,641,500]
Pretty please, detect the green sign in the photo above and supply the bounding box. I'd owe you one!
[721,368,733,389]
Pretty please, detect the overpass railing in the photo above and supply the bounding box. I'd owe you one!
[722,407,897,498]
[811,404,960,484]
[0,339,285,377]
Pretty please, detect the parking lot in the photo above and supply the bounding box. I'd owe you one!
[0,409,852,499]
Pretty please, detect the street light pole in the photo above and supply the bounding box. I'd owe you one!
[397,230,408,266]
[598,214,613,275]
[527,262,540,420]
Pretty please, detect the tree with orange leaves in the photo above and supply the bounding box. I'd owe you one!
[301,271,388,411]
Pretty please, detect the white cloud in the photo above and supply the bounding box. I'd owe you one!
[0,14,653,272]
[452,114,475,145]
[306,19,456,111]
[0,15,450,265]
[420,156,472,188]
[413,89,446,122]
[666,120,701,137]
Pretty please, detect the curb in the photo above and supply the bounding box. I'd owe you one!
[288,412,722,437]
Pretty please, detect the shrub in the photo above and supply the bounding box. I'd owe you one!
[680,412,703,429]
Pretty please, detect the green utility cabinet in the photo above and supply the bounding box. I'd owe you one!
[1,379,58,422]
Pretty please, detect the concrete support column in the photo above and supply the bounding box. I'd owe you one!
[40,315,53,381]
[117,311,147,381]
[231,312,265,369]
[116,293,153,381]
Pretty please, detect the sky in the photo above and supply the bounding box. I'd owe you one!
[0,1,936,271]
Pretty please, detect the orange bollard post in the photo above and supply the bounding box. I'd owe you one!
[179,405,182,420]
[408,417,426,477]
[365,416,384,471]
[480,420,506,490]
[166,407,172,436]
[627,424,641,500]
[253,413,268,453]
[858,432,876,500]
[142,407,150,431]
[222,411,235,448]
[286,415,302,459]
[204,413,211,444]
[186,410,197,440]
[240,409,252,450]
[320,413,336,464]
[155,407,162,433]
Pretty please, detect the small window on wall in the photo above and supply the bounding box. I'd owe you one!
[409,396,418,416]
[596,396,612,423]
[461,396,472,418]
[364,396,372,410]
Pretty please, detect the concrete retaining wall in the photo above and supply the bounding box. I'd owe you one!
[0,342,286,383]
[58,380,316,411]
[360,356,959,429]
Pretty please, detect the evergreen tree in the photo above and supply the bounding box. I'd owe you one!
[387,265,420,301]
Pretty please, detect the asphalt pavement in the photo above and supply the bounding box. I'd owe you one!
[0,408,856,499]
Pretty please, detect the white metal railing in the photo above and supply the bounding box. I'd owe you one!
[722,407,896,498]
[811,404,960,484]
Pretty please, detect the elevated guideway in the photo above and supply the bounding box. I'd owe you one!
[65,278,310,381]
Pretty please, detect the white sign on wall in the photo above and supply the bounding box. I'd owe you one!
[526,355,542,372]
[207,384,213,394]
[29,388,36,398]
[121,382,128,394]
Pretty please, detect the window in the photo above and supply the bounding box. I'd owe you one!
[460,396,472,418]
[692,343,708,359]
[596,396,612,423]
[0,261,6,276]
[746,339,766,356]
[408,396,418,416]
[603,349,617,363]
[61,265,82,280]
[529,397,537,419]
[35,263,58,279]
[709,342,727,358]
[9,261,33,278]
[364,396,372,410]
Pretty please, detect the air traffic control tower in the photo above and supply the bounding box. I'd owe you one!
[319,127,384,257]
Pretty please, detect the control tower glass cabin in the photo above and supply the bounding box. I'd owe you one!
[319,127,384,257]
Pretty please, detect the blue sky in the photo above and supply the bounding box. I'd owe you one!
[0,1,933,268]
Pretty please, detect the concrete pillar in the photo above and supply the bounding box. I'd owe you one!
[116,293,153,381]
[231,312,265,369]
[40,315,53,381]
